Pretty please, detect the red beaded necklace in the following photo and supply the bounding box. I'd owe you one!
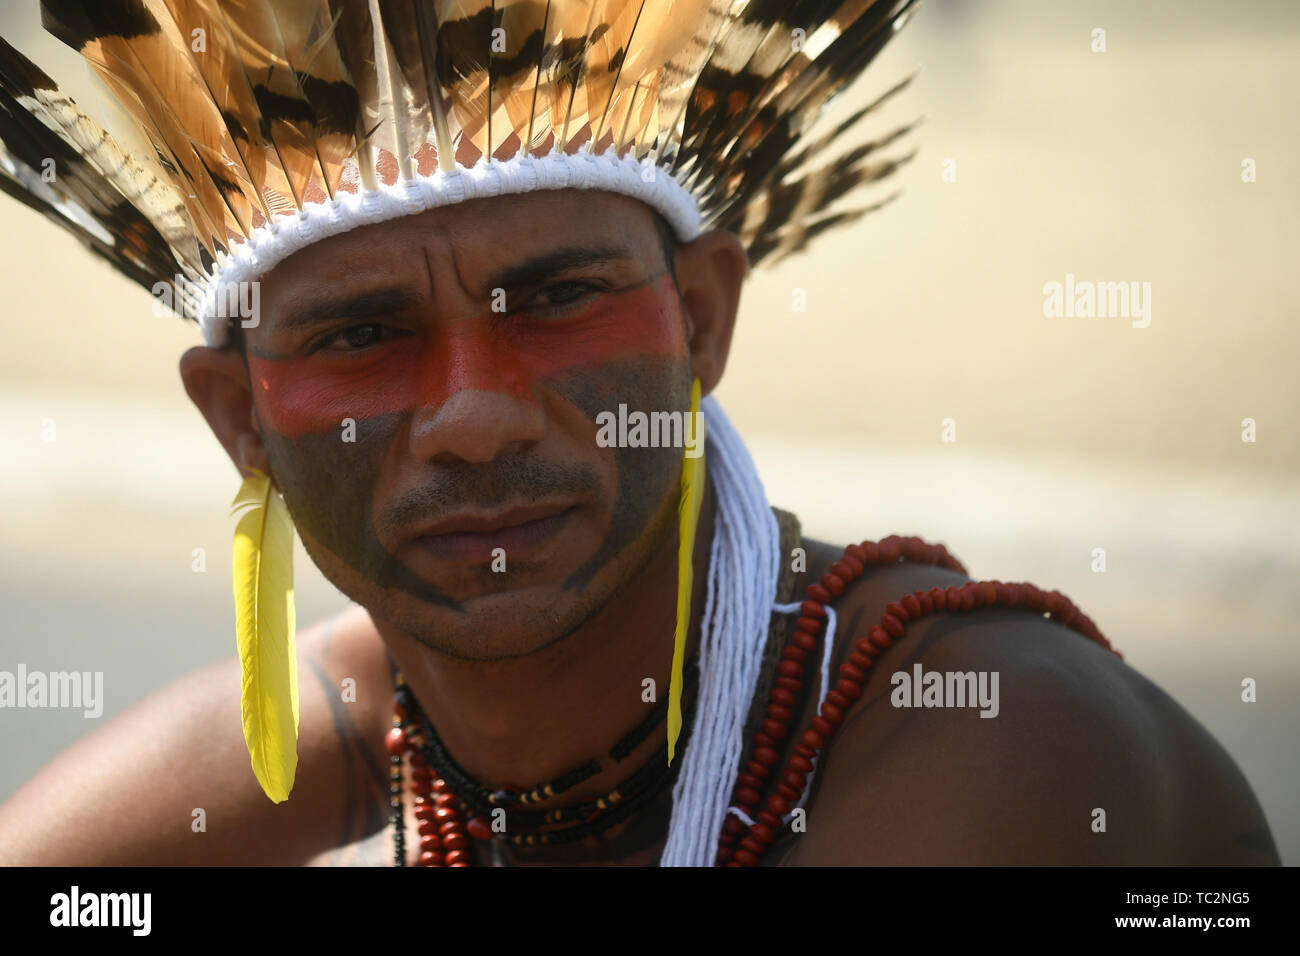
[388,534,1117,866]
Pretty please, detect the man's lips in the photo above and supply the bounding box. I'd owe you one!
[403,502,577,563]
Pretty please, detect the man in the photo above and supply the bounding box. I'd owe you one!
[0,183,1280,866]
[0,0,1279,866]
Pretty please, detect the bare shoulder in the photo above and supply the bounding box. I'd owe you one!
[295,603,397,858]
[0,603,393,865]
[781,549,1279,865]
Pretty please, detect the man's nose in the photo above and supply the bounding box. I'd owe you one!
[406,318,547,463]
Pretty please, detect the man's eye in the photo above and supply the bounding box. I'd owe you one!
[320,323,387,351]
[523,281,600,313]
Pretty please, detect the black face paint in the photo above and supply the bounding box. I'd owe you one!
[547,355,691,590]
[260,353,690,615]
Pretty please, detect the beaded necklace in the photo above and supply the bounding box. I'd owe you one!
[388,534,1117,866]
[386,657,702,864]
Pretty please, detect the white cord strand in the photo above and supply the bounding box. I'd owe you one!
[659,396,779,866]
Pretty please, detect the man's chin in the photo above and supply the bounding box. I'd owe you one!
[375,583,597,661]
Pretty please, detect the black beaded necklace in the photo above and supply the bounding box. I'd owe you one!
[390,654,702,863]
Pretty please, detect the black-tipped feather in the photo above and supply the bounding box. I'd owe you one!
[0,0,918,318]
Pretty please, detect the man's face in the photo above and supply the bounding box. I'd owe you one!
[242,189,692,660]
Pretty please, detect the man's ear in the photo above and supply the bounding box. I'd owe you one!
[179,345,270,480]
[673,228,749,396]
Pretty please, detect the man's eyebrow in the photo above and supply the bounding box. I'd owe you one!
[485,244,635,291]
[272,244,631,331]
[276,286,423,332]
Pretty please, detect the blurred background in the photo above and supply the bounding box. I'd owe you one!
[1,1,1296,863]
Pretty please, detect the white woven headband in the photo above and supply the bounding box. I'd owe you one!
[197,148,702,348]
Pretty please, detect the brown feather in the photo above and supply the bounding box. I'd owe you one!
[1,0,918,313]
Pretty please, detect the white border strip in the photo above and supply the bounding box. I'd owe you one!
[198,148,702,346]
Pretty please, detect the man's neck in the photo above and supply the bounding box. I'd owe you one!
[376,481,717,803]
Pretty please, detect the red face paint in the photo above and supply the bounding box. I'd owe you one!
[249,273,684,438]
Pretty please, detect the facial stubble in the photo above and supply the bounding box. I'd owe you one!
[259,353,692,660]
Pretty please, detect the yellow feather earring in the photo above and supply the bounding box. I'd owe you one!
[667,378,706,765]
[230,468,299,803]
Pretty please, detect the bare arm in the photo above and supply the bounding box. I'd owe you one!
[791,598,1280,865]
[0,604,393,865]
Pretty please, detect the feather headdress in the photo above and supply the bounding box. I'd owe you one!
[0,0,917,343]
